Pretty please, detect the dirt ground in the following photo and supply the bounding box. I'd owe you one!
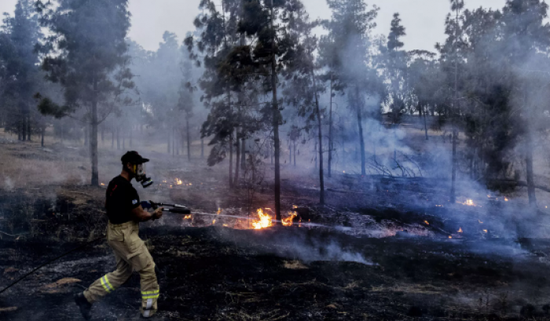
[2,129,550,320]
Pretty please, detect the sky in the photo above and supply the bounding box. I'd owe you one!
[0,0,508,52]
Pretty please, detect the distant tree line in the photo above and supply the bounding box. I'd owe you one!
[0,0,549,210]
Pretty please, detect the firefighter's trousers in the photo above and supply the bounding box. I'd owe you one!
[84,220,159,318]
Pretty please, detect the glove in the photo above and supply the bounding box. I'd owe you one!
[152,207,164,220]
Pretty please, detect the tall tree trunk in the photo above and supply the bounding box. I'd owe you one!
[116,128,120,150]
[229,130,233,187]
[91,87,99,186]
[328,73,334,178]
[167,128,171,154]
[101,126,104,143]
[84,124,89,147]
[41,126,45,147]
[288,140,292,165]
[293,142,296,167]
[27,113,31,141]
[355,87,366,176]
[186,116,191,161]
[422,104,429,141]
[526,135,537,207]
[450,129,457,204]
[235,131,240,184]
[201,137,204,159]
[270,0,281,222]
[311,68,325,204]
[241,138,246,170]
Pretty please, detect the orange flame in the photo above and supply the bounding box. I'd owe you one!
[424,220,430,225]
[458,227,463,233]
[282,211,297,226]
[175,178,183,185]
[100,183,105,186]
[483,229,488,233]
[464,199,475,206]
[252,209,273,229]
[504,198,509,202]
[448,236,452,239]
[183,215,191,220]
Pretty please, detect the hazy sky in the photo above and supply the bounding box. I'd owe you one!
[0,0,507,52]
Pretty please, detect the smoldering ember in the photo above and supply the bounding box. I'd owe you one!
[4,0,550,320]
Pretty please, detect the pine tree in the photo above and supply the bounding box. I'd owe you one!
[36,0,133,186]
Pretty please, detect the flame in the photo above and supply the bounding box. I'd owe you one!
[504,198,509,202]
[282,211,297,226]
[458,227,463,233]
[175,178,183,185]
[183,215,191,220]
[478,220,483,224]
[217,208,222,215]
[448,236,452,239]
[483,229,488,233]
[223,224,228,227]
[464,199,475,206]
[100,183,105,186]
[292,205,298,209]
[252,209,273,229]
[424,220,430,225]
[169,185,173,188]
[212,219,216,225]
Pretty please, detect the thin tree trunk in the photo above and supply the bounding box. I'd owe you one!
[270,0,281,222]
[41,126,45,147]
[167,128,171,154]
[241,138,246,170]
[526,135,537,207]
[355,87,366,176]
[293,142,296,167]
[91,83,99,186]
[229,130,233,187]
[186,116,191,161]
[116,128,120,150]
[201,137,204,159]
[311,68,325,204]
[235,131,240,184]
[450,129,457,204]
[328,73,334,178]
[27,114,31,141]
[422,104,429,141]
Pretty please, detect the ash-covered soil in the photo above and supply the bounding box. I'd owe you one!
[2,139,550,320]
[2,225,550,321]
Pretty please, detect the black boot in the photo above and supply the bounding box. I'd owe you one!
[74,292,92,320]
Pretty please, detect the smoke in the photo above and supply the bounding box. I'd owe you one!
[4,176,14,191]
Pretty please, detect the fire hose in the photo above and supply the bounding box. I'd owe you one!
[0,201,192,295]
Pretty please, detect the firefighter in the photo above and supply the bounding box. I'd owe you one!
[74,151,163,320]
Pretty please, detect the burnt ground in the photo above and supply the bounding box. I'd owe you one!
[2,138,550,320]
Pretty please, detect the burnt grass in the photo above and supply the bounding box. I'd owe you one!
[2,176,550,320]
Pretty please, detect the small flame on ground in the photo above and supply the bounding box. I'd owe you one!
[424,220,430,225]
[175,178,183,185]
[252,209,273,229]
[504,198,509,202]
[448,236,452,239]
[100,183,105,186]
[464,199,475,206]
[478,220,483,224]
[483,229,488,233]
[212,219,216,225]
[223,224,228,227]
[458,227,463,233]
[183,215,191,220]
[282,211,297,226]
